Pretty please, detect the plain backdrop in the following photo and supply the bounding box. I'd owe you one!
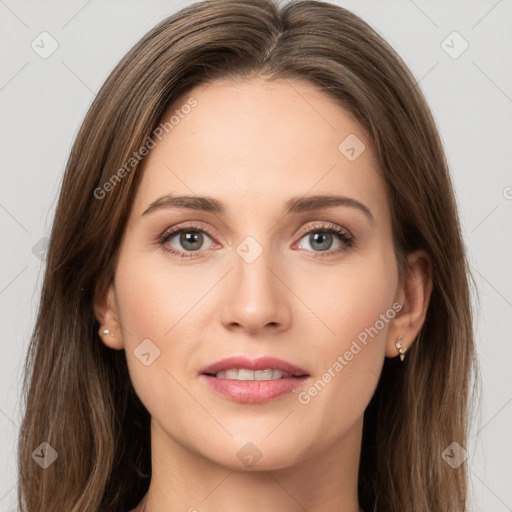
[1,0,511,510]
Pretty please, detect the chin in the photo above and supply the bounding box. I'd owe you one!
[197,437,308,472]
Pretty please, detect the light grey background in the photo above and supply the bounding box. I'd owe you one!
[1,0,511,510]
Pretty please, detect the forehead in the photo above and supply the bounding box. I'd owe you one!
[133,77,388,223]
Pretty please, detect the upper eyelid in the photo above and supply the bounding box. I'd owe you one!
[295,221,352,239]
[160,221,215,239]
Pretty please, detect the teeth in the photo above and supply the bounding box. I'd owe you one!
[214,368,292,380]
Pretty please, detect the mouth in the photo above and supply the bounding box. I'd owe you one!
[205,368,299,380]
[199,356,310,403]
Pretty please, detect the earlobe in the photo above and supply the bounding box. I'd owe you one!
[97,326,124,350]
[385,249,433,359]
[93,281,125,350]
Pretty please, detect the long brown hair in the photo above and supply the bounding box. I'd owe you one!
[18,1,479,510]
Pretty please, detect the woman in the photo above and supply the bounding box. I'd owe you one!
[17,0,478,511]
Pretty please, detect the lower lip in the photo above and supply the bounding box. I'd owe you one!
[200,375,309,403]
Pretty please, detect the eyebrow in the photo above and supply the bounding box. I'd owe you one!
[142,193,374,224]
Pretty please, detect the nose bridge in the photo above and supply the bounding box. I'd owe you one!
[234,234,279,307]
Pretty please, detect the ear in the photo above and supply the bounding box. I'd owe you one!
[385,249,433,359]
[93,279,125,350]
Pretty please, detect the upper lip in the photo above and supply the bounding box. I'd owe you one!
[200,356,309,377]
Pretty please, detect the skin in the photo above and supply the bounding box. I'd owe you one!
[95,77,432,512]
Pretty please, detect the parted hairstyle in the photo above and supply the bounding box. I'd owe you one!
[18,1,479,511]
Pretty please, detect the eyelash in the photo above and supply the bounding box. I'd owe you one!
[157,221,354,259]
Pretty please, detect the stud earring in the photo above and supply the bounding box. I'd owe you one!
[395,336,407,361]
[100,328,114,337]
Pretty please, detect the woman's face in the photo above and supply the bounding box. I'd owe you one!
[100,77,404,470]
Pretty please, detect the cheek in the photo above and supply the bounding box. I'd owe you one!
[293,246,398,351]
[290,249,398,418]
[112,250,209,406]
[114,246,210,339]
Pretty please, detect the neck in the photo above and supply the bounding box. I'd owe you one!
[138,416,364,512]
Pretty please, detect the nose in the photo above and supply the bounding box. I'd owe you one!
[220,240,291,336]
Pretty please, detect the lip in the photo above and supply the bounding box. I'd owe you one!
[199,356,310,404]
[200,375,309,403]
[199,356,309,377]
